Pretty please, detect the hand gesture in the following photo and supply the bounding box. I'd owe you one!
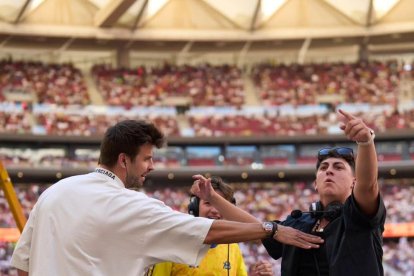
[251,260,273,276]
[275,224,324,249]
[190,174,216,201]
[338,109,372,143]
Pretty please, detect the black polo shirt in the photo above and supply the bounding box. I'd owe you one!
[262,193,386,276]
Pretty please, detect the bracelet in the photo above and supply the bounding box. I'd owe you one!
[272,221,279,237]
[356,130,375,146]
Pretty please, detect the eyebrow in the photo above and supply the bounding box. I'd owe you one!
[320,161,347,167]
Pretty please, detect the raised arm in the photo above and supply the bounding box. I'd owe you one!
[191,174,259,223]
[193,175,324,249]
[338,109,379,216]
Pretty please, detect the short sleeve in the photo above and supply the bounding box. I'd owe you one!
[112,193,213,267]
[10,204,37,272]
[343,193,386,230]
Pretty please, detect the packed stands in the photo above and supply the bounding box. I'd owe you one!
[1,181,414,275]
[0,60,414,138]
[92,63,245,107]
[252,61,401,106]
[0,60,90,105]
[0,58,414,275]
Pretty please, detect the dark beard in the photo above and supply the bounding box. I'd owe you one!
[125,174,142,190]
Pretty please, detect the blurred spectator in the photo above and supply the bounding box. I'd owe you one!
[1,180,413,275]
[252,60,401,106]
[0,60,89,105]
[92,63,245,107]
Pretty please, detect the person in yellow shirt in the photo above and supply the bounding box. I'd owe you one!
[150,176,273,276]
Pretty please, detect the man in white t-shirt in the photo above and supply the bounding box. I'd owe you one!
[11,120,324,276]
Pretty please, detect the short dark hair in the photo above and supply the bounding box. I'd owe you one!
[316,147,355,171]
[210,176,236,204]
[99,120,165,168]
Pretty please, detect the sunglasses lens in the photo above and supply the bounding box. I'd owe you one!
[318,148,331,158]
[318,147,353,159]
[336,148,353,157]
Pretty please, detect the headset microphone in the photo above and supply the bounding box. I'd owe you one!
[290,209,331,219]
[291,201,343,221]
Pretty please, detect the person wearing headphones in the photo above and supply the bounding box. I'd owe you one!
[191,110,386,276]
[12,120,323,276]
[150,176,273,276]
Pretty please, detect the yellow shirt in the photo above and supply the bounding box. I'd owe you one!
[151,244,247,276]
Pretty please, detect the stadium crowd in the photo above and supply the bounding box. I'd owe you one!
[0,59,414,137]
[92,63,245,107]
[0,102,413,137]
[0,181,413,275]
[1,59,414,275]
[0,60,89,105]
[252,61,403,106]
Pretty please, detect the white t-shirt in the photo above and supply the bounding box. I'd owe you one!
[11,168,213,276]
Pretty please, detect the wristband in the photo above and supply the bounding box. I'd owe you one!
[356,130,375,146]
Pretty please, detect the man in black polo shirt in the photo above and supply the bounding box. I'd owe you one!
[191,109,386,276]
[261,109,386,276]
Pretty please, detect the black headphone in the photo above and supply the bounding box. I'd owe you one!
[309,201,343,221]
[188,177,236,217]
[187,177,235,276]
[188,194,236,217]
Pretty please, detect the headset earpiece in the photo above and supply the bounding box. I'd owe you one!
[309,201,343,221]
[188,195,236,218]
[323,202,343,221]
[309,201,323,218]
[188,196,200,217]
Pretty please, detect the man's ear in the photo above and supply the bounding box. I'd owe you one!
[118,154,127,168]
[351,178,356,190]
[313,180,318,191]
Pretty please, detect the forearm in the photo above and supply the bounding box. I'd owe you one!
[209,193,259,223]
[355,142,379,215]
[204,220,266,244]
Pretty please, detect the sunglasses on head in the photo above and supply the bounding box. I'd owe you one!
[318,147,354,160]
[317,147,355,169]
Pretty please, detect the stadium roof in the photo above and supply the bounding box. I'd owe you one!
[1,0,413,38]
[0,0,414,55]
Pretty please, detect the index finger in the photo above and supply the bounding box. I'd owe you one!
[338,109,355,121]
[192,174,207,181]
[299,232,324,243]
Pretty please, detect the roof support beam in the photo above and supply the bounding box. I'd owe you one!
[237,41,251,67]
[179,41,193,56]
[298,37,311,64]
[366,0,374,27]
[14,0,32,24]
[200,0,243,29]
[131,0,149,30]
[57,37,75,52]
[321,0,362,26]
[94,0,137,28]
[250,0,261,31]
[0,36,12,48]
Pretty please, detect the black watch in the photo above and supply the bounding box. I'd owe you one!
[262,221,278,238]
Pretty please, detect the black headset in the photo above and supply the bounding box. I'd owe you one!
[309,201,343,221]
[187,177,235,275]
[307,201,343,276]
[188,194,236,217]
[188,177,236,217]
